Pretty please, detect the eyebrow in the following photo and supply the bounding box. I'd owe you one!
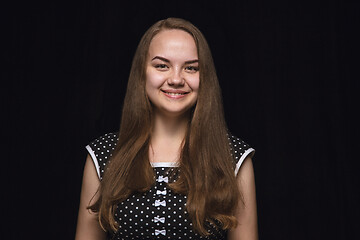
[151,56,199,64]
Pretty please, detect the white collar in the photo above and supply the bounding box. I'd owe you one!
[150,162,179,168]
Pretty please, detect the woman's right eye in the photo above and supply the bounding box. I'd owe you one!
[155,64,169,70]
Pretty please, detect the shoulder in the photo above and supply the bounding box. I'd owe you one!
[227,133,255,176]
[85,132,119,180]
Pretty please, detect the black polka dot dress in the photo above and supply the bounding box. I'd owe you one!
[86,133,255,240]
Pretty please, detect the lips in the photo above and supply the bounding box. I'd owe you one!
[161,89,188,94]
[161,89,189,98]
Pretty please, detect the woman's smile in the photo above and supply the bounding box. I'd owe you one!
[161,89,189,99]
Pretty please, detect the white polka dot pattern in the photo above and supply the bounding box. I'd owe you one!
[227,134,255,176]
[86,132,255,239]
[86,133,118,180]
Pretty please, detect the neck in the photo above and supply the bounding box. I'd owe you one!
[149,112,189,163]
[151,110,190,142]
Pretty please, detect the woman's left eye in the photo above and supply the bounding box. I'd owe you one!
[185,66,199,72]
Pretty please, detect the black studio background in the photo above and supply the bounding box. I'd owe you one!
[6,0,359,239]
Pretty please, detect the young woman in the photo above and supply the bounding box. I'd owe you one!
[75,18,258,240]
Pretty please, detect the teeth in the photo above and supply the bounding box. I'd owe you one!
[166,92,185,95]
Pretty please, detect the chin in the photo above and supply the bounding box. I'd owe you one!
[157,107,194,118]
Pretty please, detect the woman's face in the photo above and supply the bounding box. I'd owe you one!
[145,29,200,118]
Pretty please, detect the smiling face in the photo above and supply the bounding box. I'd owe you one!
[145,29,200,118]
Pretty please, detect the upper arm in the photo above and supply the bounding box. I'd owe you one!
[75,155,107,240]
[228,156,258,240]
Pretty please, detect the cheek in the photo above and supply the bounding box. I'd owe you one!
[146,69,165,90]
[188,74,200,92]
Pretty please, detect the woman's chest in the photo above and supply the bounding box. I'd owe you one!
[111,167,226,240]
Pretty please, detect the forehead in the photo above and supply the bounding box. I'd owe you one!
[148,29,198,59]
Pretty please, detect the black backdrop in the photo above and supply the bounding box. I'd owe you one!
[7,0,359,239]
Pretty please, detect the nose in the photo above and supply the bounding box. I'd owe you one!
[167,68,185,86]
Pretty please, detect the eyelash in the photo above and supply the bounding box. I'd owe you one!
[185,66,199,72]
[155,64,168,69]
[154,64,199,72]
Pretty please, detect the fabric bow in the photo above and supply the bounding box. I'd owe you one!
[155,229,166,236]
[154,216,165,223]
[156,190,167,195]
[157,176,168,183]
[154,200,166,207]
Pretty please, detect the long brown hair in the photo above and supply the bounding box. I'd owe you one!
[89,18,241,235]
